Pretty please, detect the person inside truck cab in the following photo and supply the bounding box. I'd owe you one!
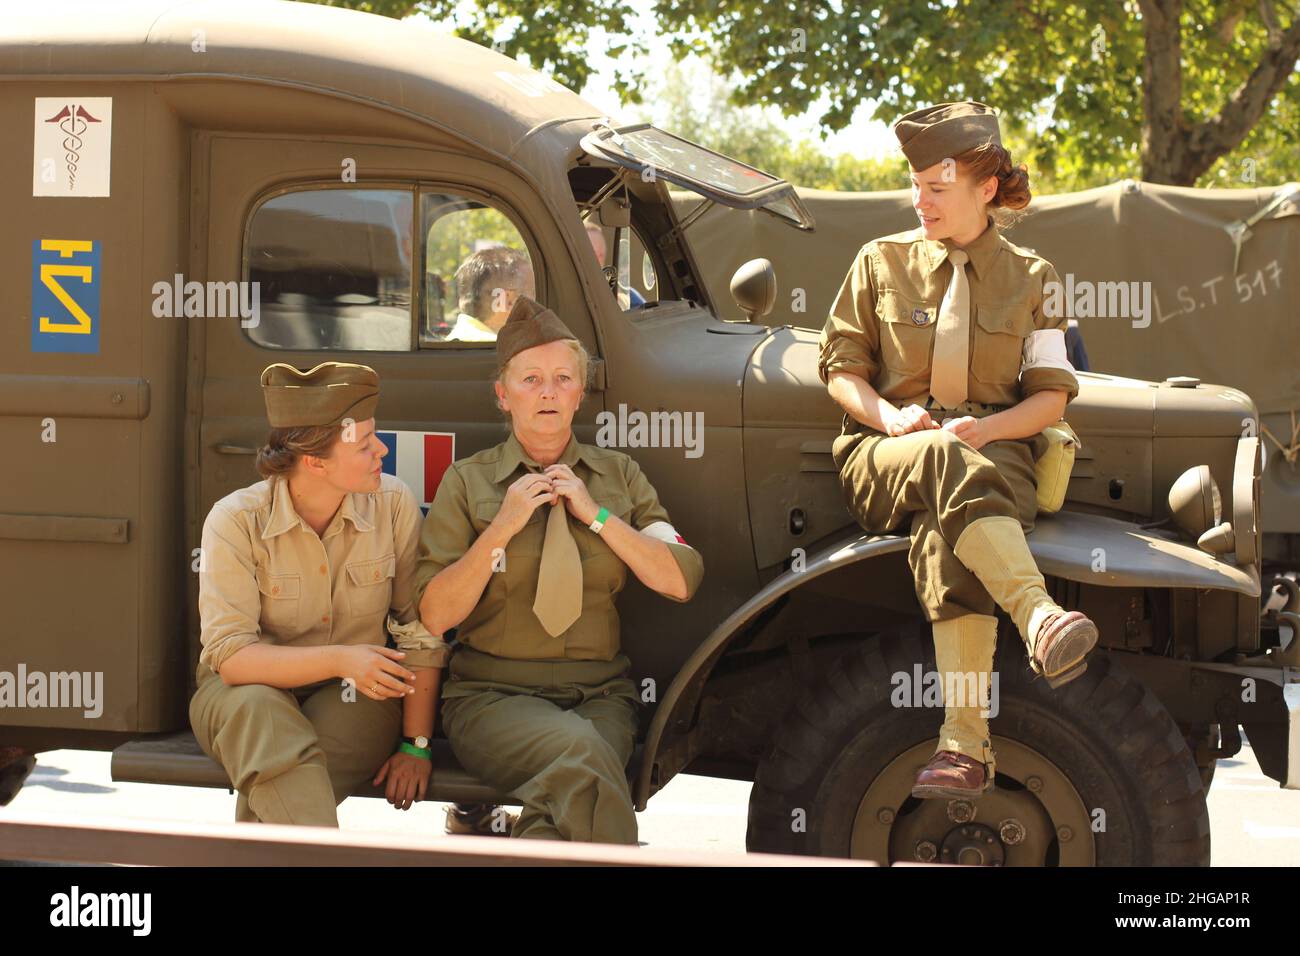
[585,222,645,309]
[414,296,704,843]
[817,101,1100,801]
[189,362,450,825]
[445,246,534,341]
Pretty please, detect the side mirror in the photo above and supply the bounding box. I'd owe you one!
[729,258,777,323]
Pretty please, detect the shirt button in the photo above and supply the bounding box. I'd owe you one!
[1004,319,1012,329]
[320,564,327,574]
[321,615,329,624]
[271,586,280,595]
[602,688,610,696]
[373,570,381,581]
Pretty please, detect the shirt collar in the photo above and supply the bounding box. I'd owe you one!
[261,476,375,540]
[456,312,495,336]
[491,430,615,484]
[924,214,1002,281]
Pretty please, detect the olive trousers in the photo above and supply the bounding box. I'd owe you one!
[440,646,640,845]
[189,663,402,826]
[834,424,1047,622]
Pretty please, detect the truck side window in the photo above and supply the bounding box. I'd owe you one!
[583,221,660,311]
[245,187,415,351]
[420,192,536,346]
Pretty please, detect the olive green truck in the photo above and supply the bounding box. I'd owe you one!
[0,0,1295,866]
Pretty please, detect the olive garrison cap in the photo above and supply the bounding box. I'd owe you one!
[259,361,380,428]
[495,295,578,367]
[893,101,1002,172]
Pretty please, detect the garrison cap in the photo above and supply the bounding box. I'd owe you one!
[893,101,1002,172]
[495,295,578,368]
[259,362,380,428]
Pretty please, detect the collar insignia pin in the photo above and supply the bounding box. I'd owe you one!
[911,308,930,326]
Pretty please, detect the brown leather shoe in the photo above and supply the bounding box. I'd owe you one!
[444,802,517,836]
[910,750,993,800]
[1032,610,1098,688]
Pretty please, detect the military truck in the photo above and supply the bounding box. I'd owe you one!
[0,0,1293,866]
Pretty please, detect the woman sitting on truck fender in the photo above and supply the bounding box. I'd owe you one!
[818,101,1099,801]
[415,296,704,844]
[189,362,449,827]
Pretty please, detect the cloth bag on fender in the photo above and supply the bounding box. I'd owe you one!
[1035,421,1079,514]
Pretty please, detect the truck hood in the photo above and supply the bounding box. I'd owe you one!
[742,326,842,429]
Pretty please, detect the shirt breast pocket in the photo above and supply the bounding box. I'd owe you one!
[877,290,937,376]
[972,304,1034,385]
[256,568,301,633]
[345,553,395,618]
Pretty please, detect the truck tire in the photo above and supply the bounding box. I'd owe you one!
[746,624,1211,865]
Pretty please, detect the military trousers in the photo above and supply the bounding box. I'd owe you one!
[190,663,402,826]
[834,421,1047,622]
[440,646,640,845]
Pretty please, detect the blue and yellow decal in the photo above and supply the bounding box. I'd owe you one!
[31,239,100,354]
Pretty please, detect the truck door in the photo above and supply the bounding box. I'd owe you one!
[191,133,599,670]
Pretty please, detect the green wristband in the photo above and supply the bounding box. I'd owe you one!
[589,506,610,533]
[398,741,431,760]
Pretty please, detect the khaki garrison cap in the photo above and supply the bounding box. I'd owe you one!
[259,362,380,427]
[496,296,578,368]
[893,101,1002,171]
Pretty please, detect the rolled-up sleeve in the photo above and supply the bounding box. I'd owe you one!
[389,481,451,669]
[817,243,881,387]
[197,505,263,675]
[1020,262,1080,403]
[623,458,704,602]
[414,464,477,606]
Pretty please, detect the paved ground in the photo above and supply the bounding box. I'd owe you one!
[4,738,1296,864]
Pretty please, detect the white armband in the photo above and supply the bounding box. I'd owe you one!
[641,520,690,547]
[1021,328,1075,375]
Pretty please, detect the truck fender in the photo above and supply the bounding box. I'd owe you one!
[634,510,1260,809]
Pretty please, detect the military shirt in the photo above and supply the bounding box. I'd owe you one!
[817,215,1079,409]
[198,472,450,676]
[415,431,705,662]
[446,312,497,342]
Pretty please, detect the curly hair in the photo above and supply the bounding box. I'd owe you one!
[953,142,1032,227]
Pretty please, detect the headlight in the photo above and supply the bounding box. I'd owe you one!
[1168,465,1221,540]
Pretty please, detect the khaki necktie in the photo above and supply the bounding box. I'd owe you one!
[929,247,970,408]
[531,467,583,637]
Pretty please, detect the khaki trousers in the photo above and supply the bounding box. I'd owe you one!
[440,646,640,845]
[190,663,402,826]
[835,423,1047,622]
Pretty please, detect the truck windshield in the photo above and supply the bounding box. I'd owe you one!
[579,122,814,231]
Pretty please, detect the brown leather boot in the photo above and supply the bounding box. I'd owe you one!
[911,750,993,800]
[1030,610,1098,688]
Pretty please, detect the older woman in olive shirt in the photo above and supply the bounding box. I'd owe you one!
[415,297,704,843]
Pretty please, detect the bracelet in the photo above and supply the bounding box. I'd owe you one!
[589,506,610,534]
[398,741,432,760]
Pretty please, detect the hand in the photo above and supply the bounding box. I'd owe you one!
[941,415,991,450]
[373,751,431,811]
[491,471,556,537]
[884,404,940,437]
[335,645,417,700]
[544,463,600,525]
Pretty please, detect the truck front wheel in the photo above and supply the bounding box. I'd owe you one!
[746,625,1210,865]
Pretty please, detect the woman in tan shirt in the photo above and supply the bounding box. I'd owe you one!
[818,102,1099,800]
[190,362,449,825]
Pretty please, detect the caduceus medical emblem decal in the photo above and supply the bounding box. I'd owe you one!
[44,104,102,192]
